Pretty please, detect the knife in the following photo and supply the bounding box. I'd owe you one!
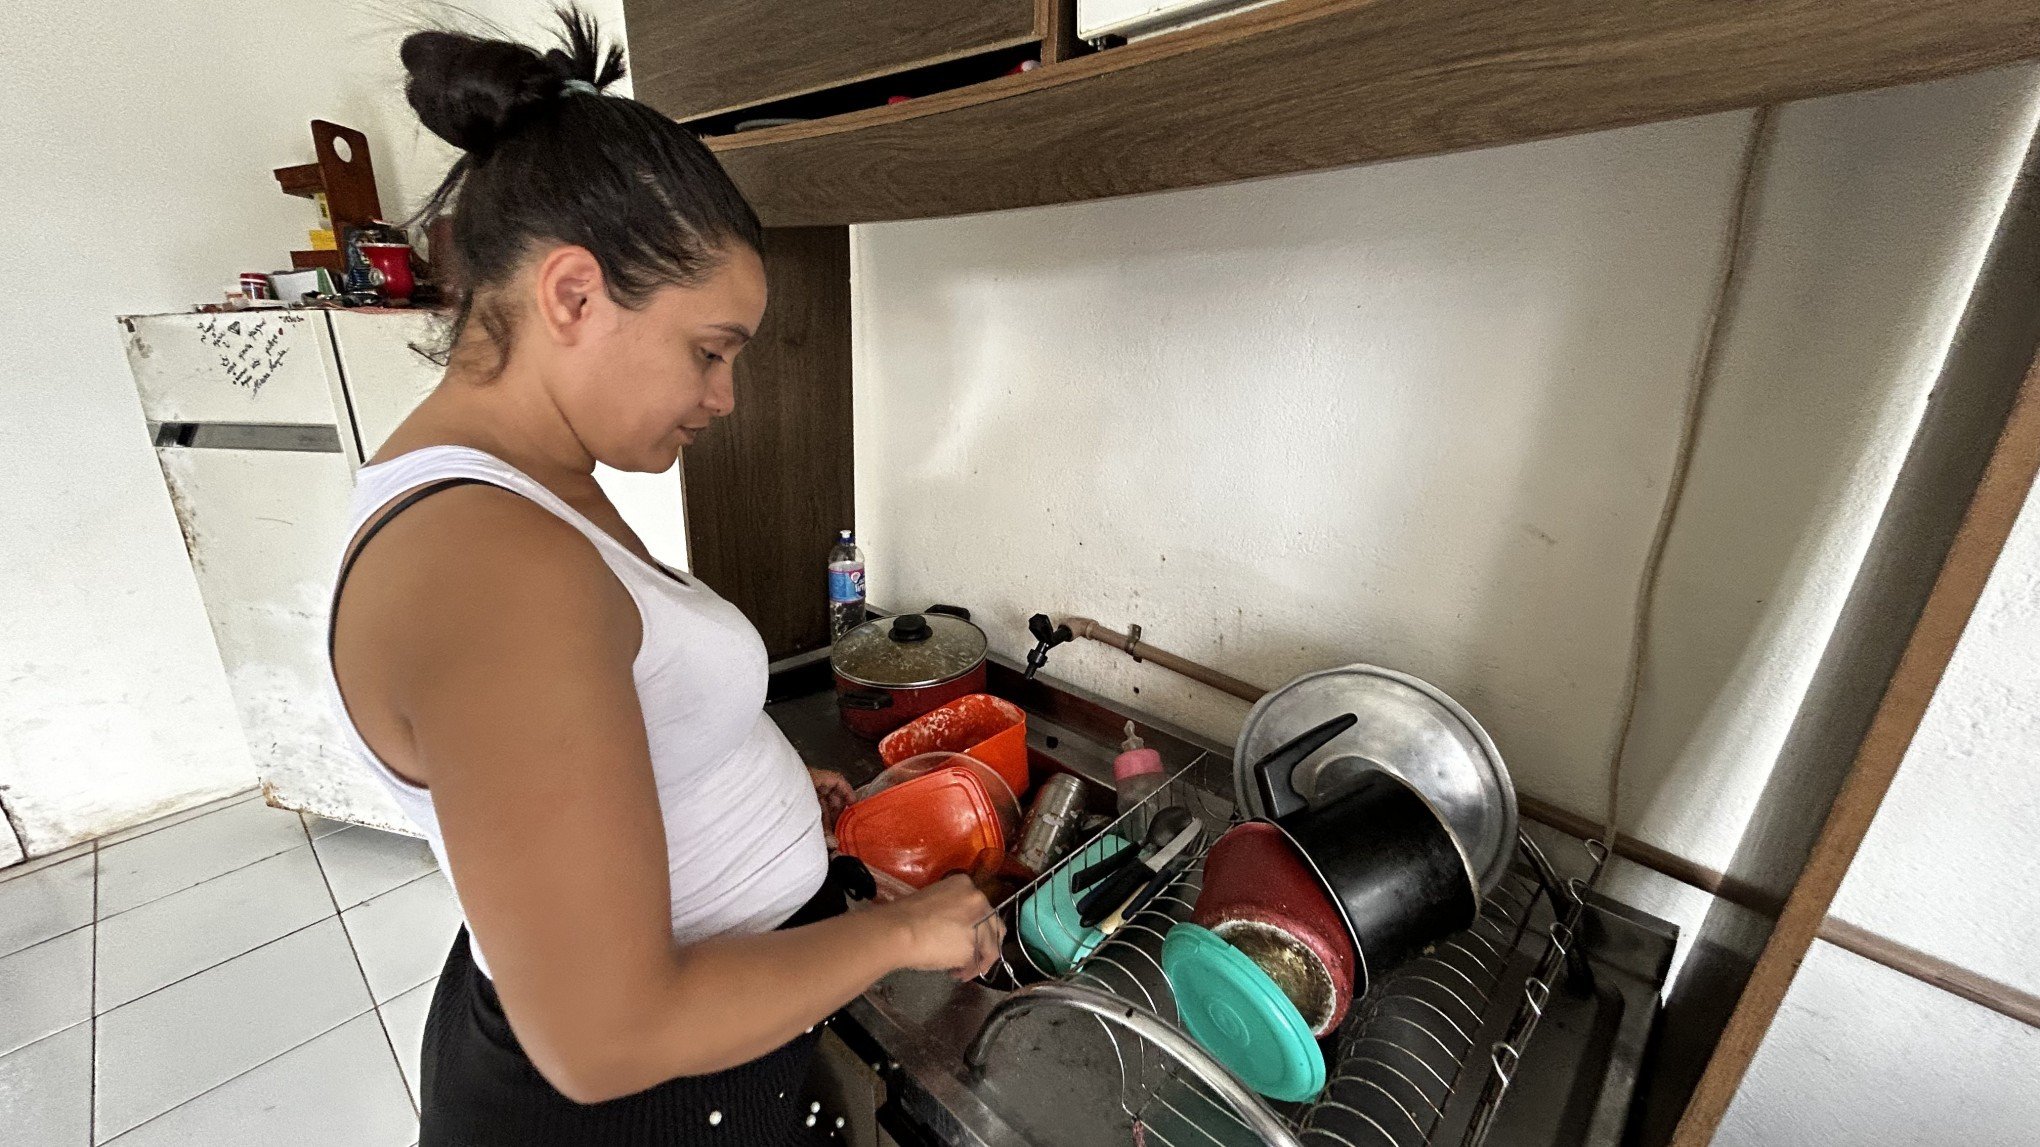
[1075,809,1191,926]
[1096,817,1203,934]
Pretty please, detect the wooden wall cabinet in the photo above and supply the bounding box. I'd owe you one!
[627,0,1047,122]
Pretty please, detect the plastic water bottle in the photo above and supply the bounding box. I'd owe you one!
[827,530,866,643]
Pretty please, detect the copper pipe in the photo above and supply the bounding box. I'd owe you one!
[1058,617,1267,704]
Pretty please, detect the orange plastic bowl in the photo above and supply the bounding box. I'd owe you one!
[836,752,1021,889]
[878,694,1031,798]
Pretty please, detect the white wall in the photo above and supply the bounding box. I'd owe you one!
[1826,453,2040,995]
[1616,72,2040,872]
[1717,940,2040,1145]
[856,110,1749,820]
[850,66,2040,875]
[0,0,624,855]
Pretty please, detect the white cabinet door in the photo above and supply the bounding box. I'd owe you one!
[327,309,445,464]
[1076,0,1275,40]
[123,311,342,427]
[154,445,413,835]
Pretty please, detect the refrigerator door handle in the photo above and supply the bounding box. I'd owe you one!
[149,422,344,453]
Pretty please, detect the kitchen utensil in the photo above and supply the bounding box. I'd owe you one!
[1254,713,1478,987]
[1017,832,1132,974]
[834,752,1019,889]
[832,608,990,739]
[1161,923,1325,1103]
[1012,772,1087,874]
[1069,840,1138,892]
[1194,820,1357,1032]
[1095,815,1202,934]
[878,693,1029,797]
[1076,808,1190,926]
[1234,664,1518,896]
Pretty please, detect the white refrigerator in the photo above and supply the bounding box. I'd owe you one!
[123,308,688,834]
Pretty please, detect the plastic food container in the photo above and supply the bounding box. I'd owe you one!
[835,753,1020,890]
[878,694,1030,799]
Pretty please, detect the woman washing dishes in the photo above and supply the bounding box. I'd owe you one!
[323,11,1001,1144]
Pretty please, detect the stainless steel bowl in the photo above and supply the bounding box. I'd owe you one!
[1234,665,1518,897]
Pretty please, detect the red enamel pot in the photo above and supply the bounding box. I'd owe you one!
[831,608,989,740]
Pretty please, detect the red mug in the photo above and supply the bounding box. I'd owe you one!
[359,242,415,301]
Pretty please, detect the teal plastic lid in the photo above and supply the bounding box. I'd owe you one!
[1162,924,1325,1103]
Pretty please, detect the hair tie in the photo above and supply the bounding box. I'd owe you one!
[561,78,601,96]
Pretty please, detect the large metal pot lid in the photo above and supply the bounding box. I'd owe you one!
[1233,664,1518,897]
[832,612,989,689]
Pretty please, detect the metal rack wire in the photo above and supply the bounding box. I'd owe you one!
[966,756,1609,1147]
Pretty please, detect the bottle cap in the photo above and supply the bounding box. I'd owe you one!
[1114,747,1164,781]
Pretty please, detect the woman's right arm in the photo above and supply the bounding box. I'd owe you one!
[346,489,998,1103]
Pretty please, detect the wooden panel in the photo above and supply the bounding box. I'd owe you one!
[683,227,852,659]
[1668,351,2040,1144]
[706,0,2040,226]
[1039,0,1082,64]
[626,0,1040,122]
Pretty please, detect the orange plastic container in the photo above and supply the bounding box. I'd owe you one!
[836,754,1020,890]
[878,694,1030,798]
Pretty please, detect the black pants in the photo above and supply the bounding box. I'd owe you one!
[418,880,847,1146]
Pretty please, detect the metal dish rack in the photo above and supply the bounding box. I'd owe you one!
[966,756,1609,1147]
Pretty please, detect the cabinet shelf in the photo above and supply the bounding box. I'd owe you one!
[688,0,2040,226]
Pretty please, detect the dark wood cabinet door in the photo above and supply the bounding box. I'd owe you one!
[682,227,852,660]
[628,0,1041,121]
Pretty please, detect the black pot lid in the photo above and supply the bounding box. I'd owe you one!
[1234,665,1518,897]
[832,612,988,689]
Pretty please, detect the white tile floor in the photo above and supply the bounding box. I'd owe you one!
[0,792,456,1145]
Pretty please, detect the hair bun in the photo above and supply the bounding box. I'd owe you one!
[400,30,564,155]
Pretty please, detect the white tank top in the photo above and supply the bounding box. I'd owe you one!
[321,445,827,976]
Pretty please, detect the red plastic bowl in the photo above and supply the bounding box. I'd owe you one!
[836,753,1020,890]
[878,694,1030,798]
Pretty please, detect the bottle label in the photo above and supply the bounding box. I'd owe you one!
[829,566,865,603]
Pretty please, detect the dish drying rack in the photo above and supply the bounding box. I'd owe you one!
[965,756,1609,1147]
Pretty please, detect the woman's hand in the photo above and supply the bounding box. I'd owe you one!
[882,874,1003,980]
[808,767,853,832]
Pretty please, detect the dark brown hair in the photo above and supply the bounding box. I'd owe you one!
[402,7,762,372]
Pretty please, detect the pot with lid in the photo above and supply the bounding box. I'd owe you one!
[832,606,989,739]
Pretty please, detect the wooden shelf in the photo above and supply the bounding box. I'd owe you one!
[690,0,2040,227]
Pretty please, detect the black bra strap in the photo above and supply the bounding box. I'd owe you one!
[328,477,502,658]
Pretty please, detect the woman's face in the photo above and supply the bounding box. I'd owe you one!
[537,244,769,473]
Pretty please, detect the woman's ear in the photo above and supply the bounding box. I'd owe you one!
[530,245,608,346]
